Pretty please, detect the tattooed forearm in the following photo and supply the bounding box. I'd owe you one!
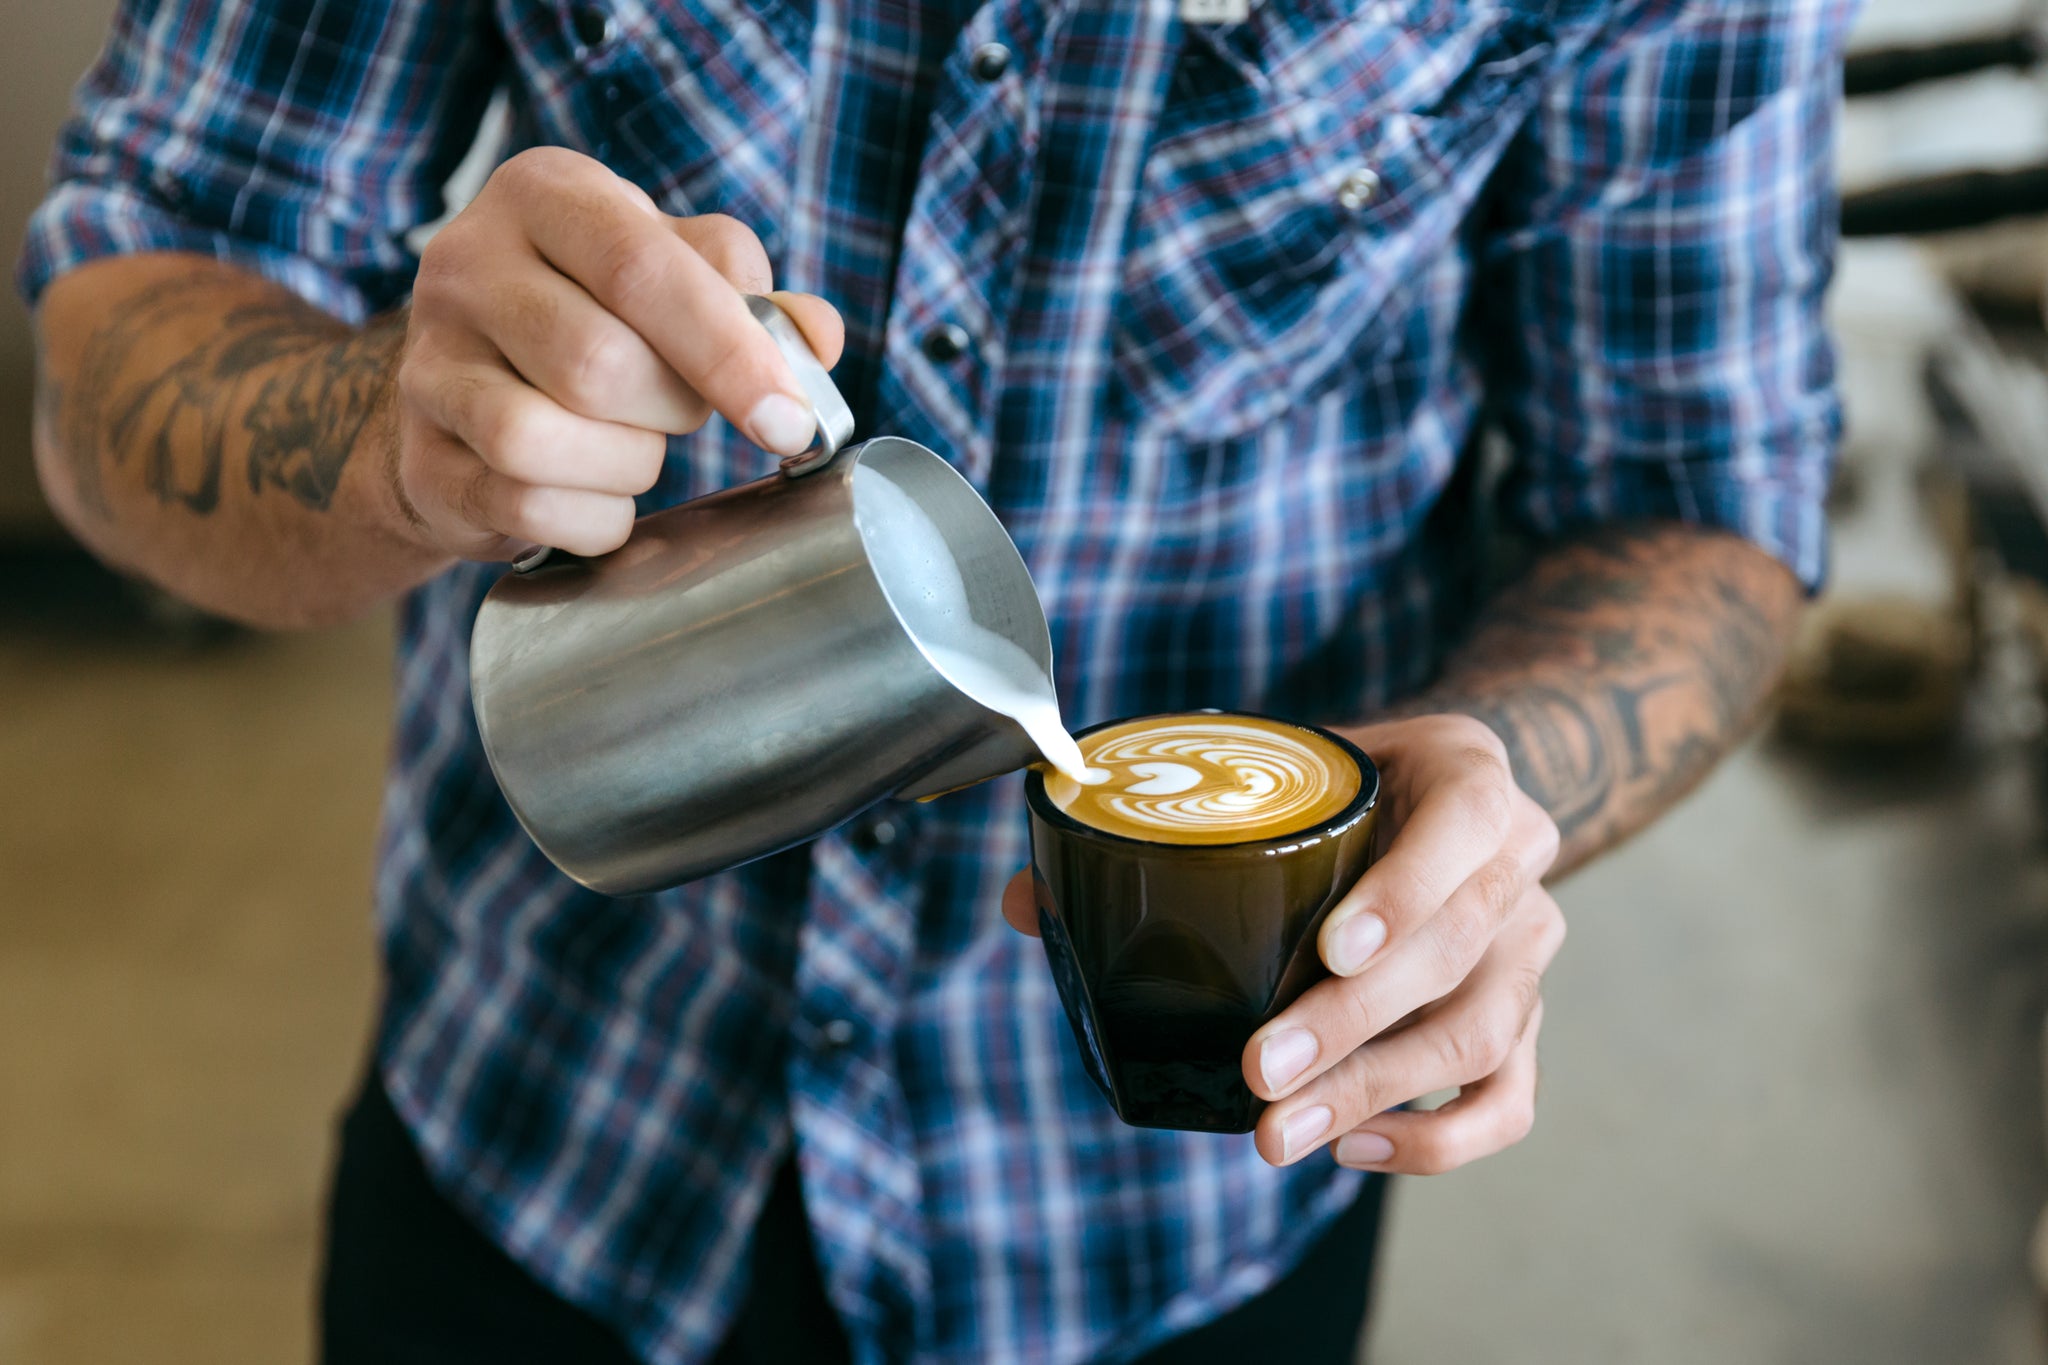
[1402,524,1803,874]
[61,270,403,520]
[240,316,404,509]
[30,254,449,629]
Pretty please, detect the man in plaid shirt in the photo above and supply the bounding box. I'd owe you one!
[22,0,1851,1360]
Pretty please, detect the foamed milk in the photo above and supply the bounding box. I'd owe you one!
[853,463,1101,786]
[1044,714,1360,845]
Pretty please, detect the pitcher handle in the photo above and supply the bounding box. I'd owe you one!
[747,294,857,478]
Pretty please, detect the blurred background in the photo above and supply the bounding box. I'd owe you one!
[7,0,2048,1361]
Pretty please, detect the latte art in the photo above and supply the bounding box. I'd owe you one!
[1044,714,1360,844]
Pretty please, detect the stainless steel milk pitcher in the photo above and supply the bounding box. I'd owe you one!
[468,296,1053,896]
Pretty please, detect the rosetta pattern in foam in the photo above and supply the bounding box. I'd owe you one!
[1047,715,1359,845]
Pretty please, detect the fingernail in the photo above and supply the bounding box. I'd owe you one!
[1280,1105,1332,1162]
[1326,913,1387,975]
[1259,1029,1318,1094]
[747,393,815,454]
[1335,1131,1395,1167]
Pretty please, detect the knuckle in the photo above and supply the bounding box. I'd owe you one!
[495,145,575,194]
[1455,756,1515,836]
[477,401,552,481]
[1436,712,1508,762]
[394,351,433,407]
[394,426,435,503]
[1526,805,1562,869]
[438,360,487,410]
[1508,971,1545,1040]
[1504,1097,1538,1147]
[494,279,559,345]
[1439,1009,1511,1079]
[592,230,675,304]
[1426,902,1493,989]
[435,368,494,442]
[1331,984,1383,1049]
[413,236,463,297]
[1376,862,1436,932]
[504,481,567,544]
[452,466,499,533]
[516,479,563,526]
[560,326,638,415]
[1471,852,1525,922]
[1330,1051,1393,1125]
[484,152,536,201]
[688,213,771,289]
[688,326,763,397]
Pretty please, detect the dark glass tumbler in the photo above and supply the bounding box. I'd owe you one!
[1024,715,1379,1133]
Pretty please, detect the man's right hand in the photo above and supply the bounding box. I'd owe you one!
[395,146,844,560]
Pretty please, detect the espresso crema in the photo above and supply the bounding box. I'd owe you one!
[1043,714,1360,845]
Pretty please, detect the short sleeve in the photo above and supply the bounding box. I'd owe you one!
[16,0,505,322]
[1481,0,1858,590]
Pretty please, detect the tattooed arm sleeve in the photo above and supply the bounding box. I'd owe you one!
[17,1,506,623]
[32,253,444,627]
[1401,523,1804,876]
[1399,4,1850,871]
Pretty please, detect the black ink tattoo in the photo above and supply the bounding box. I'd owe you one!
[67,274,226,516]
[60,270,400,519]
[241,320,401,510]
[1402,524,1802,871]
[1606,674,1684,782]
[1487,686,1613,838]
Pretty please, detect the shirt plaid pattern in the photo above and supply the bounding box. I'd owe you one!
[21,1,1852,1361]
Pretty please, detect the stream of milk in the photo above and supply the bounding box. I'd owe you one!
[853,463,1102,786]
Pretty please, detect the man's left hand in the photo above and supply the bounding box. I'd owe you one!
[1242,714,1564,1170]
[1000,713,1565,1172]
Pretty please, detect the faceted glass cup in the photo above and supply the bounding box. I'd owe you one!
[1024,714,1380,1133]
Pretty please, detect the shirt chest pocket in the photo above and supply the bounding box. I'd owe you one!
[522,0,811,258]
[1111,1,1557,438]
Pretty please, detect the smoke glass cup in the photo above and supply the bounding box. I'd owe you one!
[1023,714,1380,1133]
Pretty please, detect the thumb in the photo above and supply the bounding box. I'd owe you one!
[1001,866,1042,937]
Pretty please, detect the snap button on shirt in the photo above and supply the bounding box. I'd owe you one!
[920,323,971,363]
[821,1018,859,1049]
[970,43,1012,82]
[571,4,616,51]
[1337,167,1382,211]
[850,816,901,852]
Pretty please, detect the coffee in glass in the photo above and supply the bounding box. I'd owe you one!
[1026,712,1378,1132]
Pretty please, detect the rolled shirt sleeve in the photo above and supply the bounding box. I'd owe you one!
[16,0,504,322]
[1482,0,1858,590]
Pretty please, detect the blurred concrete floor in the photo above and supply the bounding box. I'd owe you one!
[1369,725,2048,1364]
[2,557,2046,1364]
[0,561,385,1364]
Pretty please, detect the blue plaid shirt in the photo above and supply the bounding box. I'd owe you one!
[22,0,1849,1360]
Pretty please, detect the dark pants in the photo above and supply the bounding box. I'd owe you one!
[320,1078,1387,1364]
